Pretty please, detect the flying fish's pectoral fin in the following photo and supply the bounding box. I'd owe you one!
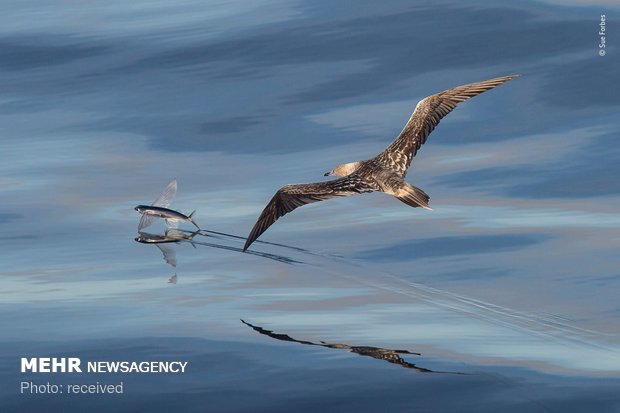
[152,179,178,208]
[165,218,179,229]
[156,244,177,267]
[138,213,157,231]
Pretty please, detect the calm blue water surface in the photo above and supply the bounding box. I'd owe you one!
[1,0,619,411]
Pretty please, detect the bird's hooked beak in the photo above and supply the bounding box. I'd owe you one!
[324,171,335,177]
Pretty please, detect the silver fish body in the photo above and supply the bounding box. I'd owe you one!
[134,205,199,229]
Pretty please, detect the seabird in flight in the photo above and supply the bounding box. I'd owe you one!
[243,75,517,251]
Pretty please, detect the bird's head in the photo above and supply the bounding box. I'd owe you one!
[324,161,362,177]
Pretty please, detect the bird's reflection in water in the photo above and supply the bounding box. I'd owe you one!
[241,320,467,374]
[168,274,177,284]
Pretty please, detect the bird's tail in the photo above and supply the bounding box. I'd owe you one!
[188,210,201,230]
[395,183,432,210]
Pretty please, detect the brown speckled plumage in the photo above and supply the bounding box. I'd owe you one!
[243,75,517,251]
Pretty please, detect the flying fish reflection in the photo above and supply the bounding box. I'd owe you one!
[135,229,200,269]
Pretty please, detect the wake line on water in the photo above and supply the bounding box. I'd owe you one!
[329,264,618,354]
[186,230,618,355]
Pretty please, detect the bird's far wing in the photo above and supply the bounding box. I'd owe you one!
[152,179,177,208]
[138,213,157,231]
[243,175,376,251]
[377,75,517,176]
[155,244,177,267]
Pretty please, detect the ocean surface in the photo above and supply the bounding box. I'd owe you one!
[1,0,619,411]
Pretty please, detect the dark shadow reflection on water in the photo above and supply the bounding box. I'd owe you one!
[134,228,304,266]
[241,319,467,374]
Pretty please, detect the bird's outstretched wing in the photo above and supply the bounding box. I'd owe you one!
[152,179,177,208]
[376,75,517,176]
[243,175,377,251]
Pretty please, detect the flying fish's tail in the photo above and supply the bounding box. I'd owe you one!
[188,210,201,230]
[395,183,432,210]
